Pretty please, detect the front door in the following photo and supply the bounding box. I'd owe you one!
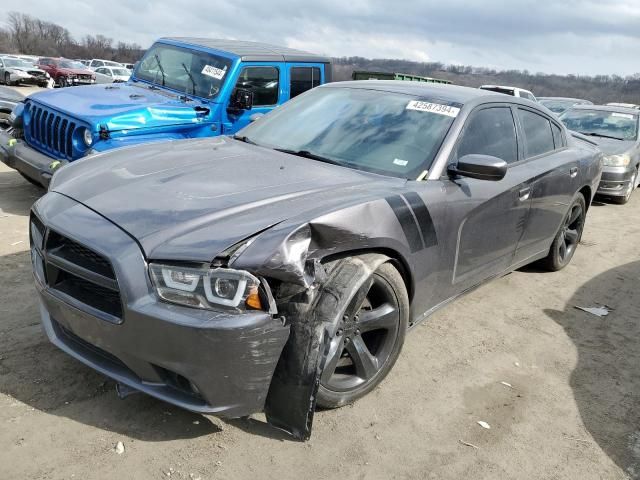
[445,105,533,293]
[223,63,283,135]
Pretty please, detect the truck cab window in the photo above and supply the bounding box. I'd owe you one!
[235,66,279,106]
[290,67,321,99]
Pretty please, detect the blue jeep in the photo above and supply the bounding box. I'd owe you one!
[0,38,331,187]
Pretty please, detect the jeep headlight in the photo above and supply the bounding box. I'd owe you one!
[82,127,93,146]
[149,263,262,311]
[603,154,631,167]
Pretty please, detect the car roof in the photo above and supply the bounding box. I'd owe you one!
[569,104,640,115]
[162,37,332,63]
[323,80,515,104]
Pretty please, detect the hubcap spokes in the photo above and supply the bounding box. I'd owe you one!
[321,277,400,392]
[559,203,583,262]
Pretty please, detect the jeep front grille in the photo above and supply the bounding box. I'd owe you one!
[24,101,80,160]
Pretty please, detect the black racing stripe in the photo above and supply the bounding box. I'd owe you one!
[403,192,438,248]
[385,195,422,253]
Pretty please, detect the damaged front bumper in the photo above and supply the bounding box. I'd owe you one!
[0,129,58,188]
[597,166,636,197]
[32,193,290,419]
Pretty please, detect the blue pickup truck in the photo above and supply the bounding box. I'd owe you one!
[0,37,331,187]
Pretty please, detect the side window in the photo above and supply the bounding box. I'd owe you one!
[235,66,279,106]
[518,109,555,157]
[551,122,565,149]
[290,67,321,99]
[456,107,518,164]
[96,68,105,75]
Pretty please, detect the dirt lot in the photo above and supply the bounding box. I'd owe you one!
[0,157,639,480]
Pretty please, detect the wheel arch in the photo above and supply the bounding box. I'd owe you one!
[579,185,592,211]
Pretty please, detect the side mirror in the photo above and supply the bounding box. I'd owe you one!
[448,154,508,181]
[229,88,253,111]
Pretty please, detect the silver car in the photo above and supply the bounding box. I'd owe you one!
[560,105,640,204]
[0,56,50,87]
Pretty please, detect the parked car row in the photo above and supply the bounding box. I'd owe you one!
[0,36,633,441]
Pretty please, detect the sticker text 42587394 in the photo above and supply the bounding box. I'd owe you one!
[406,101,460,118]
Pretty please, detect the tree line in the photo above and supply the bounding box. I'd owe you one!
[0,12,143,63]
[0,11,638,104]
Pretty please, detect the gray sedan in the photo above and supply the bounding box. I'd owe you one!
[30,82,602,440]
[560,105,640,204]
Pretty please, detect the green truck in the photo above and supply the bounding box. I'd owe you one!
[351,70,451,84]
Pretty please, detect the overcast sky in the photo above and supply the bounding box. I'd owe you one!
[5,0,640,76]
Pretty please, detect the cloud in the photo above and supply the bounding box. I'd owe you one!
[4,0,640,75]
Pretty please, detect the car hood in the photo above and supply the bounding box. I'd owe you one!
[11,66,46,74]
[56,67,93,75]
[51,137,400,261]
[29,83,207,133]
[588,137,635,155]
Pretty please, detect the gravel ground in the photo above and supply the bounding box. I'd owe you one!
[0,152,639,479]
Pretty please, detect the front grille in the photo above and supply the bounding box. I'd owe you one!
[24,101,80,160]
[31,213,123,321]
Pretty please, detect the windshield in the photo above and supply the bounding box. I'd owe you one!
[111,68,130,76]
[134,43,232,100]
[3,58,33,68]
[560,109,638,141]
[238,86,458,179]
[60,60,86,69]
[539,99,576,114]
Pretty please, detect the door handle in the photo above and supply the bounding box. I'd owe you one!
[569,167,578,178]
[518,187,531,201]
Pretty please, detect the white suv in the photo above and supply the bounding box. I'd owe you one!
[89,59,124,70]
[479,85,537,102]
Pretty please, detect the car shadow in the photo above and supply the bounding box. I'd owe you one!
[0,170,44,217]
[0,250,222,441]
[544,260,640,478]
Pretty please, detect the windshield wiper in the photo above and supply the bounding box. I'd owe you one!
[180,62,196,99]
[233,134,258,145]
[153,54,166,86]
[274,148,343,166]
[580,131,625,141]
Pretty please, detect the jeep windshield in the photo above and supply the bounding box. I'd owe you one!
[236,86,457,179]
[560,109,639,141]
[134,43,232,100]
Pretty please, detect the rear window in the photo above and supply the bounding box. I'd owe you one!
[518,109,555,157]
[290,67,321,99]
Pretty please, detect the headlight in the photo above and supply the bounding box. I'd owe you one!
[149,263,262,311]
[603,154,631,167]
[82,127,93,146]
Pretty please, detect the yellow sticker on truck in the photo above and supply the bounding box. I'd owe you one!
[406,101,460,118]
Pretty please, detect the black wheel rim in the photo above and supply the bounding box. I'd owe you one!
[557,202,584,263]
[321,274,400,392]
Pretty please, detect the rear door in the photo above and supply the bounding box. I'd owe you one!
[222,63,283,134]
[445,104,533,292]
[512,108,578,263]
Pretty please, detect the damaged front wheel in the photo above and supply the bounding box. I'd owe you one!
[317,261,408,408]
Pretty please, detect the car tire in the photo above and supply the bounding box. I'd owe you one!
[4,72,11,86]
[611,168,637,205]
[542,193,586,271]
[316,260,409,409]
[58,76,67,88]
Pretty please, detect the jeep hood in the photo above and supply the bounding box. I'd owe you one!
[29,83,208,133]
[51,137,399,261]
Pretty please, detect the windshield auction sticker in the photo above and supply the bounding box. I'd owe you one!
[201,65,227,80]
[406,101,460,117]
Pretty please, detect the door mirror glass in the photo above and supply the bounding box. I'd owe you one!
[449,154,507,181]
[229,88,254,111]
